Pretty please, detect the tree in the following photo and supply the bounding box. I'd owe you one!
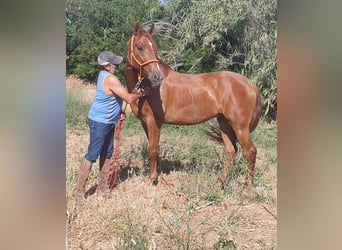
[66,0,277,120]
[155,0,277,120]
[66,0,160,81]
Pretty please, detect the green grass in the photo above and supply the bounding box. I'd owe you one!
[252,122,277,149]
[67,86,277,249]
[66,86,91,130]
[67,89,277,203]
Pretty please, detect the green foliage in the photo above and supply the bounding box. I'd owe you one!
[66,0,160,81]
[66,0,277,120]
[159,0,277,120]
[243,0,277,120]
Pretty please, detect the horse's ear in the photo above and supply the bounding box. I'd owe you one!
[134,22,141,35]
[148,23,155,35]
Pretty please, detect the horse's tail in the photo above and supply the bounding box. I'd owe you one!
[249,87,262,132]
[205,125,224,144]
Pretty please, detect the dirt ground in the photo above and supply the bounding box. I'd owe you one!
[66,76,277,249]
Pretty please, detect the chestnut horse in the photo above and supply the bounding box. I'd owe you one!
[124,22,262,187]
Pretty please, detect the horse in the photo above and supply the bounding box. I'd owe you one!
[124,22,262,188]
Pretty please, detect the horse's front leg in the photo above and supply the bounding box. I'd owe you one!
[141,119,161,185]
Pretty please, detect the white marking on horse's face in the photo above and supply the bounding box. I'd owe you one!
[157,63,160,71]
[148,41,153,50]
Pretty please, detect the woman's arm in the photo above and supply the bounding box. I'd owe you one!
[103,74,146,104]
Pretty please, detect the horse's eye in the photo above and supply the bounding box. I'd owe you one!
[137,46,143,51]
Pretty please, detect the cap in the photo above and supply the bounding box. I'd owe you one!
[97,51,123,66]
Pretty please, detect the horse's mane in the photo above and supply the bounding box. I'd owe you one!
[157,59,172,70]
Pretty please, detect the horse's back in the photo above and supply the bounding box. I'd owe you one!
[210,71,259,104]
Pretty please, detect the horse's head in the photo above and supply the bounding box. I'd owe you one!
[128,22,164,88]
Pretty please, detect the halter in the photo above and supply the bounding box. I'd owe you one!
[129,36,159,87]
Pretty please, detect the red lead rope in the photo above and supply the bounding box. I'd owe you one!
[108,104,127,189]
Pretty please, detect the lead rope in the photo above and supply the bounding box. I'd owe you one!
[108,103,127,189]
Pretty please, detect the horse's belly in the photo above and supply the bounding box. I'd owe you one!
[160,84,219,125]
[164,104,216,125]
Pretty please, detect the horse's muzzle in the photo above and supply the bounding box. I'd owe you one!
[149,71,163,88]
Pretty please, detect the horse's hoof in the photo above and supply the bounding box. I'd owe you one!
[244,179,254,188]
[216,178,226,190]
[146,178,158,185]
[73,193,86,206]
[145,179,153,185]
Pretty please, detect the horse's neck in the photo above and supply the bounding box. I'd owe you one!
[124,63,138,93]
[124,61,172,91]
[157,62,172,78]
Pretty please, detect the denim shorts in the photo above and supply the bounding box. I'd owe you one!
[85,118,115,162]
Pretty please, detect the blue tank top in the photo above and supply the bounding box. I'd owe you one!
[88,71,123,124]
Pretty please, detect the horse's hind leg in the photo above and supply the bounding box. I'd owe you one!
[233,126,257,187]
[217,115,238,187]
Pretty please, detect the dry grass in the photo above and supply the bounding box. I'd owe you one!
[66,76,277,249]
[66,75,96,103]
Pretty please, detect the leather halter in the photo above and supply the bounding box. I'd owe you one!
[129,36,159,83]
